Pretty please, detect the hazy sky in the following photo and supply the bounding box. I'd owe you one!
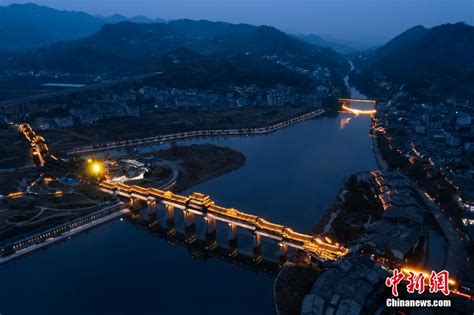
[1,0,473,44]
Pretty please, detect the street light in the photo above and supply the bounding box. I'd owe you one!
[92,163,101,174]
[90,162,103,181]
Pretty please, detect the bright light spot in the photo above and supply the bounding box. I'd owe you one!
[91,162,102,174]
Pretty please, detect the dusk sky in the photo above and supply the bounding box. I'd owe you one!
[1,0,473,44]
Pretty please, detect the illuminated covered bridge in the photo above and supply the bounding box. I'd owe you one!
[338,98,377,115]
[100,181,349,261]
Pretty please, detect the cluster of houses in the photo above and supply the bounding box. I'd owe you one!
[302,255,387,315]
[12,77,339,130]
[34,101,141,130]
[138,84,330,109]
[374,100,474,243]
[361,171,424,262]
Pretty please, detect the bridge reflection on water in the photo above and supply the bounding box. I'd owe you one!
[127,212,282,276]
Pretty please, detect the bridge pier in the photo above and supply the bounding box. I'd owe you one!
[129,197,140,211]
[184,211,195,228]
[228,223,238,256]
[252,234,263,263]
[228,223,237,241]
[279,243,288,261]
[204,217,217,250]
[147,200,157,216]
[166,204,175,221]
[205,217,216,234]
[254,233,262,249]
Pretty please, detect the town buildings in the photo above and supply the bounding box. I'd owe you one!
[373,99,474,246]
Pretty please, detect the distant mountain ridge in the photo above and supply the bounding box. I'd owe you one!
[296,34,357,54]
[0,3,166,51]
[370,22,474,83]
[101,13,166,25]
[2,19,349,76]
[372,25,427,60]
[349,22,474,98]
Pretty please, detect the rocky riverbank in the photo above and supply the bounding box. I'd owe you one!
[274,263,320,315]
[312,171,382,245]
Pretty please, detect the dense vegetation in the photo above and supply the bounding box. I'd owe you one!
[319,174,382,244]
[351,22,474,98]
[2,19,348,74]
[0,13,350,91]
[153,49,316,90]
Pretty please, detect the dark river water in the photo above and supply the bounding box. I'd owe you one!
[0,83,377,315]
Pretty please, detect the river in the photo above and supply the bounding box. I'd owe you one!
[0,74,377,315]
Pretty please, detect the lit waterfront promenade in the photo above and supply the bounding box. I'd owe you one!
[0,203,129,264]
[68,109,325,155]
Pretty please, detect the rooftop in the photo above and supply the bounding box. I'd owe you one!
[301,255,387,315]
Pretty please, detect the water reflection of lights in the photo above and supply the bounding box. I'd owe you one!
[340,117,352,129]
[462,218,474,226]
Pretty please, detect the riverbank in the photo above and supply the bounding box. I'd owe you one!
[274,263,320,315]
[0,203,128,264]
[66,108,325,155]
[139,143,246,193]
[37,106,323,154]
[312,172,382,245]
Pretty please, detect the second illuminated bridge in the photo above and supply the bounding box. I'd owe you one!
[338,98,377,115]
[100,181,349,261]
